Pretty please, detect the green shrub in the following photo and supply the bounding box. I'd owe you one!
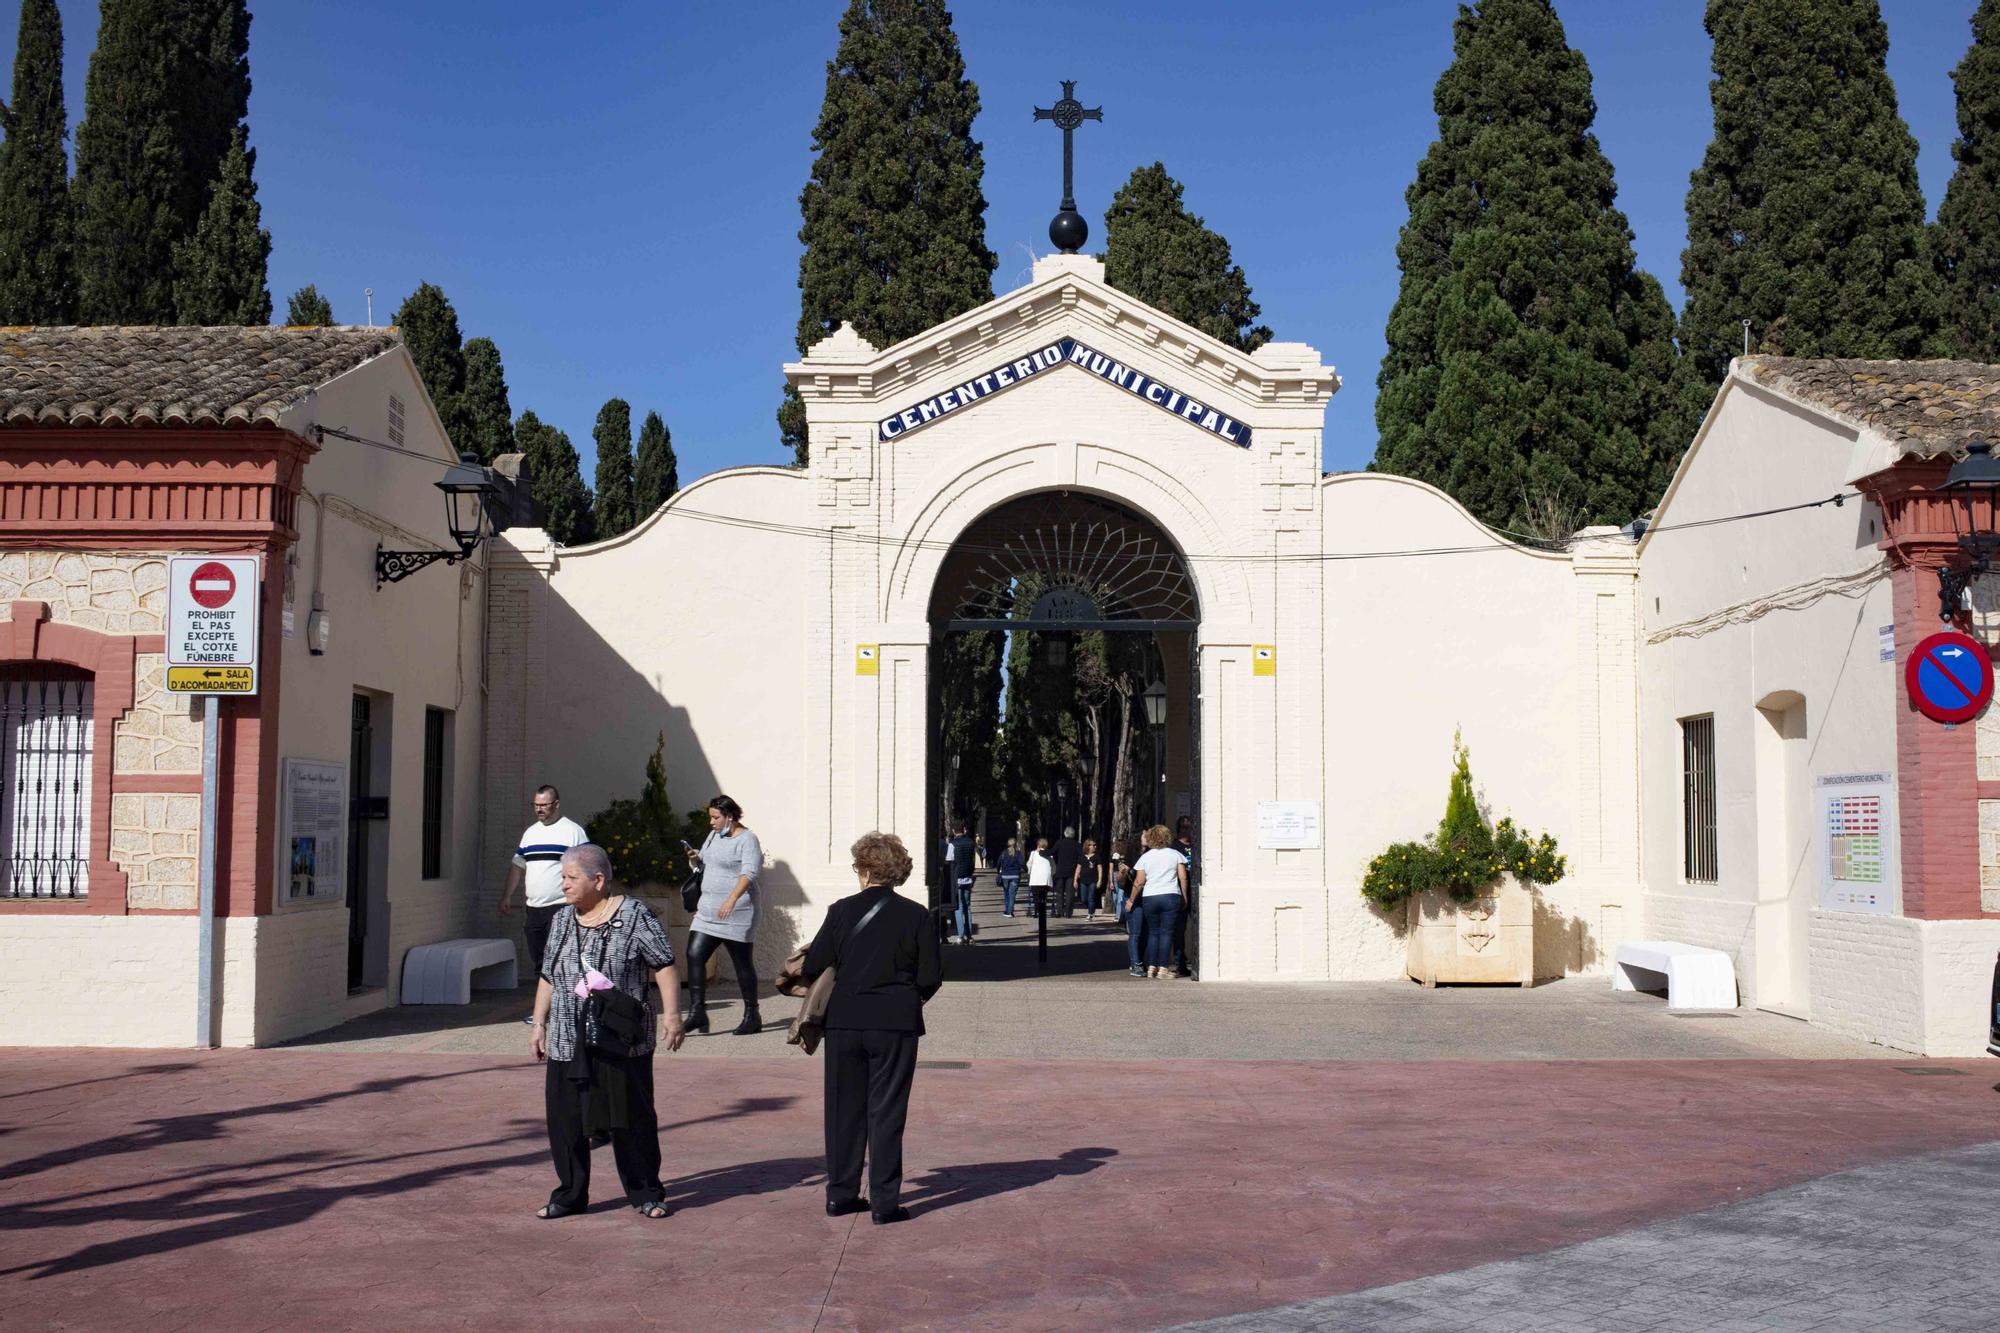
[1360,733,1565,911]
[585,732,709,889]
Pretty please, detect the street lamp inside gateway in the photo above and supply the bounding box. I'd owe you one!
[1937,439,2000,620]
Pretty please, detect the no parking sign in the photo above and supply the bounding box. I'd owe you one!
[1905,630,1993,724]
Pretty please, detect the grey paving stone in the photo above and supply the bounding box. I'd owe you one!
[1172,1142,2000,1333]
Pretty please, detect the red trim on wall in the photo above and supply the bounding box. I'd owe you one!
[111,772,204,794]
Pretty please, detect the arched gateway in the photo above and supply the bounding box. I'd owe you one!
[483,254,1642,984]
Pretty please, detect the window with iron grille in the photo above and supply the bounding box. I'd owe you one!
[1681,715,1718,883]
[422,707,450,879]
[1,664,94,899]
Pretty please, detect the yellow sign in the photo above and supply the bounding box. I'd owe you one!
[167,665,256,693]
[855,644,879,676]
[1252,645,1276,677]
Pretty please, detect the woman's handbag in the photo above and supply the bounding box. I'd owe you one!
[678,869,702,915]
[574,920,647,1058]
[783,895,891,1056]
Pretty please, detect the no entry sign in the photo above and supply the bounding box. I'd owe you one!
[1905,630,1993,724]
[167,554,261,694]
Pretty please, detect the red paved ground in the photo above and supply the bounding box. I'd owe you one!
[2,1050,1998,1330]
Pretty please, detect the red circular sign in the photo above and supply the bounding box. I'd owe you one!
[188,561,236,610]
[1904,630,1995,724]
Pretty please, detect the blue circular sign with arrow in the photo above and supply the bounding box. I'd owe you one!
[1905,630,1994,724]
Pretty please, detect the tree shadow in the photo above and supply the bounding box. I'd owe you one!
[901,1146,1116,1216]
[0,1062,200,1103]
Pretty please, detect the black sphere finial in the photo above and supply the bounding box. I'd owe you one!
[1049,208,1088,255]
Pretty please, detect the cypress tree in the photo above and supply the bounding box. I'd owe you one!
[781,0,996,466]
[73,0,251,323]
[1373,0,1679,532]
[1936,0,2000,360]
[171,127,269,324]
[591,398,636,538]
[1676,0,1945,423]
[634,409,678,513]
[285,284,333,326]
[515,410,595,546]
[1102,163,1271,352]
[461,337,515,462]
[0,0,73,324]
[392,282,477,446]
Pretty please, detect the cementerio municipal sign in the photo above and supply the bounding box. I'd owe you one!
[877,337,1252,447]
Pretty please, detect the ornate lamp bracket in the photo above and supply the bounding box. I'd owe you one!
[376,546,467,587]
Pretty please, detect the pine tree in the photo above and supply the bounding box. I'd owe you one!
[1937,0,2000,360]
[171,128,269,324]
[634,409,678,513]
[73,0,252,323]
[1676,0,1945,426]
[515,409,595,546]
[0,0,73,324]
[781,0,996,465]
[1103,163,1270,352]
[1372,0,1680,531]
[461,337,515,462]
[285,284,333,326]
[591,398,636,538]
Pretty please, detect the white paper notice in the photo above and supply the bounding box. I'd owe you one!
[1256,801,1321,850]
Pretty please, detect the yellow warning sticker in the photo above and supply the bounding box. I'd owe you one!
[856,645,879,676]
[1252,645,1276,677]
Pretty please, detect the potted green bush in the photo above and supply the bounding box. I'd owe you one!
[1361,733,1565,987]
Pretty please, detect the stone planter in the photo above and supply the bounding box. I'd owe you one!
[1405,875,1533,987]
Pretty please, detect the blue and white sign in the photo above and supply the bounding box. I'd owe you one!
[877,337,1253,447]
[1905,630,1994,724]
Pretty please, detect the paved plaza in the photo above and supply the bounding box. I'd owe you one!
[4,887,1998,1332]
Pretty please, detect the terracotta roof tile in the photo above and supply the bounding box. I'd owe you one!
[1740,356,2000,458]
[0,325,403,429]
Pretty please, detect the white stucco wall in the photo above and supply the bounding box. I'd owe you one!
[1638,373,1901,1032]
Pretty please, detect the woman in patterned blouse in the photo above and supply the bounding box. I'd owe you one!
[529,843,685,1219]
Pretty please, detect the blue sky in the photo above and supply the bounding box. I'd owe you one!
[3,1,1973,479]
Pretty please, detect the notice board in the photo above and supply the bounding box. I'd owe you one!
[281,759,347,908]
[1815,772,1895,914]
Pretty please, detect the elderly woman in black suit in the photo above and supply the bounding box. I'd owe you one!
[529,843,685,1219]
[803,831,943,1225]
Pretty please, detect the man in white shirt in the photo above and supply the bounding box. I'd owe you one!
[499,785,588,1017]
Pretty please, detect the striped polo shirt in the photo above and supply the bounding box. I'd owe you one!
[513,815,589,907]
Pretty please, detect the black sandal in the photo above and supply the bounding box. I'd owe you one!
[633,1201,671,1219]
[536,1202,579,1220]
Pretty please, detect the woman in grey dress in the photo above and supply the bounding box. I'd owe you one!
[682,794,764,1034]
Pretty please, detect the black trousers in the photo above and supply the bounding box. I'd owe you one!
[545,1053,663,1211]
[685,930,757,1008]
[823,1027,920,1213]
[524,903,562,976]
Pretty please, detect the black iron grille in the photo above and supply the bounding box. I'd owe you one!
[1,663,94,899]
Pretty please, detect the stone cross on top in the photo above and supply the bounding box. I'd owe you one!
[1033,79,1102,254]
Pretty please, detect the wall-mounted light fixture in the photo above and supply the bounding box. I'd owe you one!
[1937,440,2000,621]
[376,452,507,586]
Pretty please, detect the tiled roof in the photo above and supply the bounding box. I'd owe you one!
[0,325,403,429]
[1739,356,2000,458]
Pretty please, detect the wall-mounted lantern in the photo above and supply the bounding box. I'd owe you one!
[377,452,508,586]
[1937,440,2000,620]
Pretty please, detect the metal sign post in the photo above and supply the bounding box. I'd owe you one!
[167,554,260,1048]
[196,696,221,1047]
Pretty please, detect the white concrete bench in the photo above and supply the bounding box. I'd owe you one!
[401,938,519,1005]
[1612,940,1737,1010]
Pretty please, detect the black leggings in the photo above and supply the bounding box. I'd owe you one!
[685,930,757,1008]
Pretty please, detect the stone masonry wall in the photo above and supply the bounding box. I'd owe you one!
[0,551,167,634]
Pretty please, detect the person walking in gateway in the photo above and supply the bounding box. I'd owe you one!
[995,838,1024,917]
[1026,836,1054,916]
[947,820,977,943]
[529,843,685,1219]
[1080,837,1106,920]
[804,832,942,1226]
[1127,825,1189,980]
[683,795,764,1035]
[1050,826,1083,918]
[499,785,589,1024]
